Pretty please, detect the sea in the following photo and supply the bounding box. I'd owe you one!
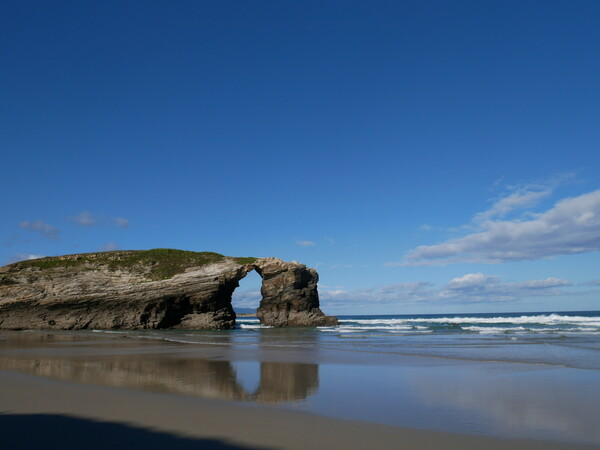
[236,310,600,370]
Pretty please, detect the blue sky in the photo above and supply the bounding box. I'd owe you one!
[2,1,599,314]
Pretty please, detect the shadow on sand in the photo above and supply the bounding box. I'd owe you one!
[0,413,266,450]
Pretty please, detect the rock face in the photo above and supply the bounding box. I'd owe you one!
[255,258,338,327]
[0,249,337,330]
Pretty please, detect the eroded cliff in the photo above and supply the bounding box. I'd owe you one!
[0,249,337,330]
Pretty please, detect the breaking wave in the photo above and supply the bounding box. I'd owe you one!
[331,312,600,336]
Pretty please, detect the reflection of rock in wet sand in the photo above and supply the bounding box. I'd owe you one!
[0,354,319,404]
[255,362,318,402]
[0,357,244,399]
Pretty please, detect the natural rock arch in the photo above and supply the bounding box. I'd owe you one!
[0,251,338,330]
[236,258,337,327]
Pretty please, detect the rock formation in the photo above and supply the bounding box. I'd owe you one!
[255,257,336,327]
[0,249,337,330]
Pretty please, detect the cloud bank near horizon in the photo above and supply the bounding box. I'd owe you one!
[400,188,600,265]
[319,273,574,307]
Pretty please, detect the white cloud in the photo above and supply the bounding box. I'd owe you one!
[99,241,119,251]
[441,273,571,302]
[320,282,435,304]
[74,211,98,227]
[296,240,316,247]
[403,189,600,265]
[514,278,571,289]
[7,253,46,264]
[115,217,129,228]
[71,212,129,229]
[474,187,551,222]
[446,273,499,290]
[320,274,571,306]
[19,220,59,240]
[231,289,262,307]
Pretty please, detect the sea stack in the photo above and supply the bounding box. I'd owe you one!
[0,249,338,330]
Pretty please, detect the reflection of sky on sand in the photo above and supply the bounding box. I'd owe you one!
[312,363,600,445]
[405,365,600,444]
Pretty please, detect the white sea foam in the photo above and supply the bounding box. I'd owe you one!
[462,326,527,334]
[389,329,433,334]
[330,313,600,336]
[342,314,600,327]
[321,324,431,334]
[90,329,126,334]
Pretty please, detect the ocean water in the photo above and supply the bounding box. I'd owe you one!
[236,310,600,370]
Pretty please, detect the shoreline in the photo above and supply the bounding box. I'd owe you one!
[1,369,597,450]
[1,329,599,448]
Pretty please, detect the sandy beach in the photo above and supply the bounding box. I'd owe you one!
[1,370,597,450]
[1,329,599,449]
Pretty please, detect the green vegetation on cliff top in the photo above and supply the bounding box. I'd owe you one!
[10,249,257,281]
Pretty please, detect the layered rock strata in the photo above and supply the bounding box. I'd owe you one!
[0,249,337,330]
[255,258,337,327]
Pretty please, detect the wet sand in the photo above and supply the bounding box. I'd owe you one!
[3,370,599,450]
[1,331,598,449]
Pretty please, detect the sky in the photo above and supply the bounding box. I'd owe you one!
[2,0,599,315]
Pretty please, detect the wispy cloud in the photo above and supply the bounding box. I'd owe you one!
[476,173,578,221]
[19,220,59,240]
[321,282,435,304]
[115,217,129,228]
[400,187,600,265]
[442,273,571,301]
[73,211,98,227]
[72,211,129,229]
[296,240,316,247]
[473,186,552,223]
[320,274,572,306]
[99,241,119,251]
[7,253,45,264]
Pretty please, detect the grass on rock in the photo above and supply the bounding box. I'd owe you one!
[12,249,258,281]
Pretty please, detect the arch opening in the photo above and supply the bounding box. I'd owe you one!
[232,268,262,318]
